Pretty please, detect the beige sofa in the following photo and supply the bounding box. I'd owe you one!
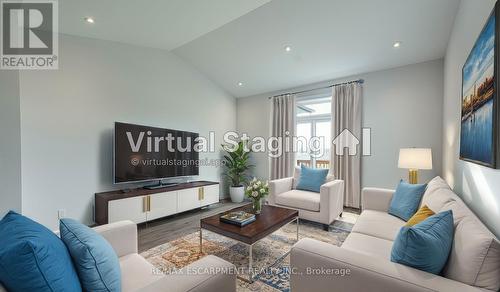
[0,220,236,292]
[268,168,344,229]
[290,176,500,292]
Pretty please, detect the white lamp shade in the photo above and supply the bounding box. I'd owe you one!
[398,148,433,170]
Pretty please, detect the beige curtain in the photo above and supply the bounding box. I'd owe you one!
[269,94,296,180]
[331,83,362,208]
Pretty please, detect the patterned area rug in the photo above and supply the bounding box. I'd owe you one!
[141,219,353,291]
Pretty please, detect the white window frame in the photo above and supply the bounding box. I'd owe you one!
[296,94,332,168]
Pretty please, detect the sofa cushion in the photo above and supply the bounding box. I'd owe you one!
[138,255,236,292]
[388,180,427,221]
[405,205,434,227]
[60,218,121,292]
[293,166,334,189]
[296,165,329,193]
[421,176,451,202]
[351,210,405,241]
[440,198,474,227]
[342,232,394,259]
[275,190,320,212]
[422,176,482,225]
[420,176,456,212]
[0,211,81,292]
[391,210,454,275]
[442,217,500,291]
[119,254,162,292]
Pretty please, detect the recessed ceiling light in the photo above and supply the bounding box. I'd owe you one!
[237,82,243,86]
[84,17,95,24]
[284,46,292,52]
[393,41,401,48]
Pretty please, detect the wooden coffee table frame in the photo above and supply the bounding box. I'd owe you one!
[199,204,299,283]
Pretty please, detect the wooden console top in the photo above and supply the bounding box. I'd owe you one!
[95,181,219,200]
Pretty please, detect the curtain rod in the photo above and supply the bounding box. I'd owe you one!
[269,79,364,99]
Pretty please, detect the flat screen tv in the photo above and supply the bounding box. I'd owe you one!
[114,122,199,184]
[460,3,500,168]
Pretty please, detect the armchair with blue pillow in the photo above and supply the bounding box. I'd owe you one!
[0,211,236,292]
[268,165,344,230]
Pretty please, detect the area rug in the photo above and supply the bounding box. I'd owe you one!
[141,219,353,292]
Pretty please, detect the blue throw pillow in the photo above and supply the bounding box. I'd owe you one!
[391,210,454,274]
[388,180,427,221]
[0,211,81,292]
[60,218,121,292]
[295,165,329,193]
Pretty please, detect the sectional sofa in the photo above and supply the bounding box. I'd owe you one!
[290,176,500,292]
[0,220,236,292]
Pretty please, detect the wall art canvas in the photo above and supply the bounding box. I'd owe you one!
[460,4,499,168]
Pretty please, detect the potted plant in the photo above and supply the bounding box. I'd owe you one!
[245,178,269,214]
[222,141,252,203]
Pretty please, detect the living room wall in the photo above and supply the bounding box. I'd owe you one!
[18,34,236,230]
[237,59,444,190]
[0,71,22,217]
[442,0,500,237]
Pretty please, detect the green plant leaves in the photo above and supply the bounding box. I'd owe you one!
[222,141,253,187]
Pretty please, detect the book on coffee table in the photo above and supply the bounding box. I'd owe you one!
[220,211,256,226]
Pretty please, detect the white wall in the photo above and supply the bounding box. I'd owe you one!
[0,71,22,217]
[237,59,444,189]
[443,0,500,237]
[18,34,236,229]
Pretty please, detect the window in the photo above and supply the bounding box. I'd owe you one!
[297,99,331,117]
[296,96,331,169]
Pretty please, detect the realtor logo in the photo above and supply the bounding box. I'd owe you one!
[1,0,58,69]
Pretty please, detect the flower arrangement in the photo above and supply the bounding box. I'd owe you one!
[245,178,269,214]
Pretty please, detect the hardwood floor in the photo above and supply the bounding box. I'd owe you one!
[138,200,248,252]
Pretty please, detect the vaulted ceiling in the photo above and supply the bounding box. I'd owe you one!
[59,0,271,50]
[60,0,460,97]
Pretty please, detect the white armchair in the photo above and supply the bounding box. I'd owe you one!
[96,220,237,292]
[268,171,344,229]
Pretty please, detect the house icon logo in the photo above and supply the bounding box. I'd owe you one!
[332,128,371,156]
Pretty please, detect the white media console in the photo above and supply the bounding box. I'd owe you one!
[95,181,220,225]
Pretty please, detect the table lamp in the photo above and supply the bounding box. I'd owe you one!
[398,148,432,184]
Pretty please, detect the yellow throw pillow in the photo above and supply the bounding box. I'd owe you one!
[405,205,435,227]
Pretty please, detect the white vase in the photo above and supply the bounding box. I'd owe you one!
[229,186,245,203]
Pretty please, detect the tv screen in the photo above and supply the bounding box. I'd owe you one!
[114,122,199,184]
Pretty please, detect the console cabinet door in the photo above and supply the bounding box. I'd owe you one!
[105,183,221,224]
[201,184,219,206]
[108,196,147,224]
[148,191,177,221]
[177,188,200,212]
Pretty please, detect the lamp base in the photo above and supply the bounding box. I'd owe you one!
[408,169,418,184]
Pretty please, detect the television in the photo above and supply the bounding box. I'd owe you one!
[114,122,199,184]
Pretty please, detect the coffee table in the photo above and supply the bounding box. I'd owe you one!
[200,204,299,282]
